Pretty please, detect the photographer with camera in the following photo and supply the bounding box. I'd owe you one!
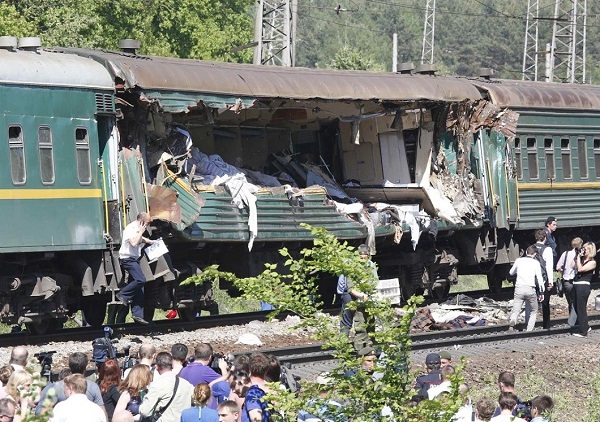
[123,344,156,380]
[179,343,230,389]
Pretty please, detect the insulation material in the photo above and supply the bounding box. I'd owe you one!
[146,184,182,226]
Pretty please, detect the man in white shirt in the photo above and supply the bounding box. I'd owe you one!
[508,245,544,331]
[50,374,106,422]
[117,212,156,325]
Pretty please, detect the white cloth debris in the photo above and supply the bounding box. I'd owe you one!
[234,333,263,346]
[211,174,259,251]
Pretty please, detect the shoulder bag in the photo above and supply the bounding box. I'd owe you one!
[145,376,180,422]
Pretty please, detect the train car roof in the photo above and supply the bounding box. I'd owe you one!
[58,48,482,112]
[0,49,114,90]
[471,78,600,110]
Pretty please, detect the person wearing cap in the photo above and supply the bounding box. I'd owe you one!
[543,217,557,261]
[336,244,379,352]
[413,353,442,402]
[438,351,452,367]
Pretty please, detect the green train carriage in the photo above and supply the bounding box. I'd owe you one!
[472,78,600,287]
[0,38,119,332]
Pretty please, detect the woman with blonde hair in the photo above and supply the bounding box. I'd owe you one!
[571,241,596,337]
[5,370,37,421]
[180,382,218,422]
[114,364,152,421]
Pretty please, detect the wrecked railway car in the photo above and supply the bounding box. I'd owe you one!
[61,45,510,303]
[2,37,597,333]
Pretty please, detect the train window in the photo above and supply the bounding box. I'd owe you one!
[561,138,572,179]
[544,138,554,180]
[75,127,91,185]
[8,125,26,185]
[38,126,55,184]
[595,139,600,178]
[578,138,588,179]
[526,137,538,180]
[514,138,522,180]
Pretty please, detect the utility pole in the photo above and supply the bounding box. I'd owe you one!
[253,0,297,66]
[549,0,587,83]
[420,0,435,64]
[522,0,539,80]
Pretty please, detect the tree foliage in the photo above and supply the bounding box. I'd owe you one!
[185,225,464,421]
[0,0,254,62]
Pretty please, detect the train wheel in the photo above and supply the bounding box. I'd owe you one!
[81,298,108,328]
[428,282,450,301]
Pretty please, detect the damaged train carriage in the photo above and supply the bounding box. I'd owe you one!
[472,78,600,289]
[64,47,524,304]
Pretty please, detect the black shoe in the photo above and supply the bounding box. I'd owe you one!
[115,293,129,307]
[132,316,150,325]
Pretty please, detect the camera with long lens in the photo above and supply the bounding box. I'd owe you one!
[34,351,56,382]
[210,352,234,374]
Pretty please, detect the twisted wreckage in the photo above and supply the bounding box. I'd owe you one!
[65,47,519,300]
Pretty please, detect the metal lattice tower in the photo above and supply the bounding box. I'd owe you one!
[420,0,435,64]
[522,0,539,80]
[549,0,587,83]
[253,0,297,66]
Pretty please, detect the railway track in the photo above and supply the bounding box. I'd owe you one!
[0,287,514,348]
[254,313,600,380]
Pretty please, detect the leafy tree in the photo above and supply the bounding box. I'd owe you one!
[330,46,384,71]
[184,225,464,421]
[0,0,254,62]
[0,3,36,37]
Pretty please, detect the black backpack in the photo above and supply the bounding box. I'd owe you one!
[533,244,549,286]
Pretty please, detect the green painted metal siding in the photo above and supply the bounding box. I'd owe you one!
[0,85,106,251]
[169,188,376,242]
[513,108,600,229]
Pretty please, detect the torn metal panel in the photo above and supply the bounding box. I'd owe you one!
[156,165,204,230]
[437,99,518,223]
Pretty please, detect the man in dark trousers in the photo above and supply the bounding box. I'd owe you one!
[413,353,443,402]
[534,229,554,329]
[543,216,558,261]
[117,212,156,325]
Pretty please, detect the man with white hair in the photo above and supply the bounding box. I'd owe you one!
[9,346,28,371]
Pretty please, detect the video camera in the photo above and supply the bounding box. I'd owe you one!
[34,351,56,382]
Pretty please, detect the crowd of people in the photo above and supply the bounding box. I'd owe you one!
[0,343,281,422]
[411,352,554,421]
[509,216,596,336]
[0,344,558,422]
